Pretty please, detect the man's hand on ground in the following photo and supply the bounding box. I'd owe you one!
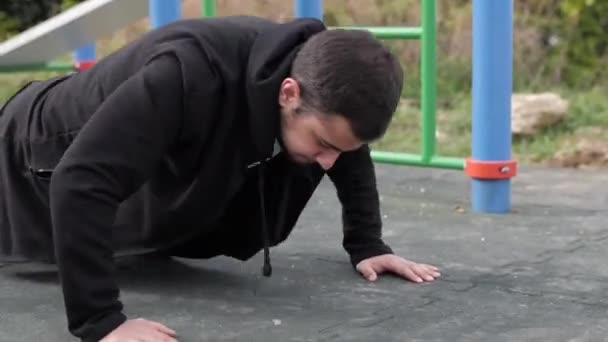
[356,254,441,283]
[100,318,178,342]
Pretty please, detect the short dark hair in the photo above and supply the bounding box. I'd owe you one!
[291,29,404,142]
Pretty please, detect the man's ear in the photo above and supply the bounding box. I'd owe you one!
[278,77,300,108]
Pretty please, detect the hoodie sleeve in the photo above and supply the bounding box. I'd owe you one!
[49,53,186,342]
[327,145,394,268]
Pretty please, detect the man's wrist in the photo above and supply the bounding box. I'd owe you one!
[349,244,394,268]
[78,311,127,342]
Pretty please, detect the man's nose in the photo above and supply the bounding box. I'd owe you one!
[316,151,340,170]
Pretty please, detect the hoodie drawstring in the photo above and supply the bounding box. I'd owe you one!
[256,157,294,278]
[258,163,272,277]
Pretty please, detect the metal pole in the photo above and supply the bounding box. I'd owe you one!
[295,0,323,19]
[72,42,96,71]
[335,26,422,40]
[149,0,181,29]
[370,151,464,170]
[420,0,437,163]
[202,0,216,17]
[470,0,514,213]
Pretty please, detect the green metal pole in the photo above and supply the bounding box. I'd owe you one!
[333,26,422,40]
[202,0,216,17]
[420,0,437,163]
[371,151,425,166]
[428,156,465,170]
[0,62,74,73]
[370,151,464,170]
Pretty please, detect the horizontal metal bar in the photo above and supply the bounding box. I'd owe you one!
[331,26,422,39]
[0,0,148,66]
[0,61,74,73]
[426,156,466,170]
[371,150,465,170]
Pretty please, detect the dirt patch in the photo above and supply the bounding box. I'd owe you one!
[550,127,608,169]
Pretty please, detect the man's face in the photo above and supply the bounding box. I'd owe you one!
[278,78,363,170]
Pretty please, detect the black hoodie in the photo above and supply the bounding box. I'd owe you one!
[0,16,393,341]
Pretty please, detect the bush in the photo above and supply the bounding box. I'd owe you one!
[0,0,86,39]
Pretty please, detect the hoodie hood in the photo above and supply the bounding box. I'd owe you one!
[245,18,326,162]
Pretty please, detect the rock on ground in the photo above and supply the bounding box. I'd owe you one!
[512,93,569,136]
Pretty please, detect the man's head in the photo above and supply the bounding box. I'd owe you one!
[278,28,404,170]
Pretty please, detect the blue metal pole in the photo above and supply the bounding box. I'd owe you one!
[72,42,96,71]
[295,0,323,20]
[471,0,514,213]
[149,0,181,29]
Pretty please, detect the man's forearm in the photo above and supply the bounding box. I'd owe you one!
[50,168,127,341]
[48,53,186,340]
[327,145,394,266]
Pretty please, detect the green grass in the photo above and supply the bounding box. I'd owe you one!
[372,93,473,158]
[512,87,608,163]
[373,86,608,165]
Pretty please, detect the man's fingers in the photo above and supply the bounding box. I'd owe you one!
[149,329,177,342]
[148,321,177,336]
[406,262,441,280]
[147,328,178,342]
[391,259,438,283]
[140,319,178,341]
[424,265,441,278]
[394,263,423,283]
[357,256,441,284]
[378,257,423,283]
[421,264,439,270]
[363,267,378,282]
[418,267,436,281]
[418,264,441,278]
[422,264,441,273]
[357,262,378,281]
[100,318,178,342]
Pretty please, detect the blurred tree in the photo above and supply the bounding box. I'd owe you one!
[1,0,606,90]
[0,0,63,34]
[553,0,608,87]
[0,11,19,40]
[0,0,85,38]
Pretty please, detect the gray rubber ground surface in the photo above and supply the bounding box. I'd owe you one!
[1,164,607,341]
